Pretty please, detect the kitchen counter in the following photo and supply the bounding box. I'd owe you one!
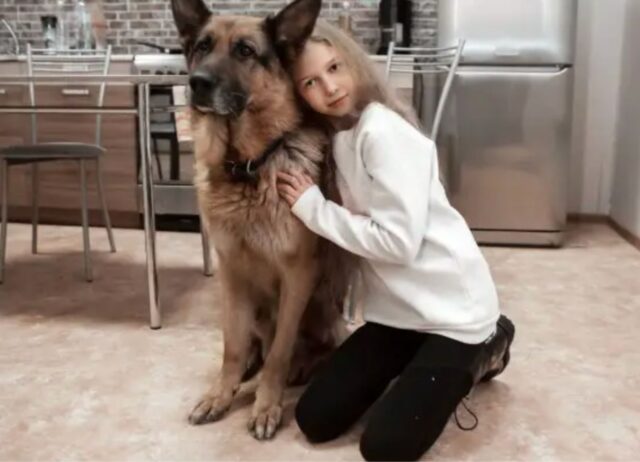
[0,52,403,85]
[0,52,389,63]
[0,53,135,62]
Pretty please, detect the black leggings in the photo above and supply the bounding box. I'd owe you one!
[295,322,485,461]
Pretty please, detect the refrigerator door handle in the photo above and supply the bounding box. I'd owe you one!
[493,47,521,58]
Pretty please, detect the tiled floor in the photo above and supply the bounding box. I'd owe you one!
[0,222,639,460]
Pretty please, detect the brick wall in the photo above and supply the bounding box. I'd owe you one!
[1,0,437,54]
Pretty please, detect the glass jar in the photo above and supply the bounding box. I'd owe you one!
[41,15,58,51]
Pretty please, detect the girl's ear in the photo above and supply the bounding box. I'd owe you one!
[265,0,322,65]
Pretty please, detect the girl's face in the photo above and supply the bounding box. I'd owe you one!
[292,41,356,119]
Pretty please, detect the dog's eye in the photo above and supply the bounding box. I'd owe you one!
[195,39,211,54]
[236,43,255,59]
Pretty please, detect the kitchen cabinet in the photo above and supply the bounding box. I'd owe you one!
[0,61,139,227]
[0,55,413,228]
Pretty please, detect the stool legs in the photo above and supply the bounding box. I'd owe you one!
[31,164,39,254]
[79,159,93,282]
[96,158,116,253]
[0,160,8,284]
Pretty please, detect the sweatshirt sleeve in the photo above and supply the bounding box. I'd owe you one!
[291,113,435,265]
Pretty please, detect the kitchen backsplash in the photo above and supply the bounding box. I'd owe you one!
[0,0,437,54]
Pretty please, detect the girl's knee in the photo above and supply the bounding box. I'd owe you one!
[294,391,343,443]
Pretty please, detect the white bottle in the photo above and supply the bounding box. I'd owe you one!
[66,0,78,49]
[88,1,107,50]
[55,0,67,50]
[338,1,353,36]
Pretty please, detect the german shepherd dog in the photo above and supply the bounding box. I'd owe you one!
[171,0,352,440]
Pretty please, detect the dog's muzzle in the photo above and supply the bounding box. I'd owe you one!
[189,69,247,116]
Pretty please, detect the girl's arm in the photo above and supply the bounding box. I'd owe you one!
[281,124,435,265]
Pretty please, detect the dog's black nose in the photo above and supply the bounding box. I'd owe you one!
[189,70,218,95]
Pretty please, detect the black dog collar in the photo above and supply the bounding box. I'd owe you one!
[224,135,285,183]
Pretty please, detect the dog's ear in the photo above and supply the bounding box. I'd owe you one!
[266,0,322,64]
[171,0,211,53]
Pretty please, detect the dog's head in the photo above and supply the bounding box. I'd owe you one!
[171,0,321,117]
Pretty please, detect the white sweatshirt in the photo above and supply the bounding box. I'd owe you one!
[291,102,500,344]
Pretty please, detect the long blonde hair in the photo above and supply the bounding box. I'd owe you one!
[296,20,419,132]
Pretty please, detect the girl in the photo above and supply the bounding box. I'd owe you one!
[276,20,515,462]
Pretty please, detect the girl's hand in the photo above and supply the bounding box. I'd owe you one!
[277,170,315,207]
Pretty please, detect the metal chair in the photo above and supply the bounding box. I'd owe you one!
[0,44,116,284]
[385,40,465,142]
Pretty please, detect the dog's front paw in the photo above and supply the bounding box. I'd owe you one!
[247,403,283,440]
[188,393,232,425]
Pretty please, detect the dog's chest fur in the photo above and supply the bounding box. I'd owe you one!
[194,129,328,273]
[200,171,301,259]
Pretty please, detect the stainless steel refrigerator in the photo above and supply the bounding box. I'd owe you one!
[434,0,577,246]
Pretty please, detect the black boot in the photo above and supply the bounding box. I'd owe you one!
[452,316,515,432]
[472,314,515,384]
